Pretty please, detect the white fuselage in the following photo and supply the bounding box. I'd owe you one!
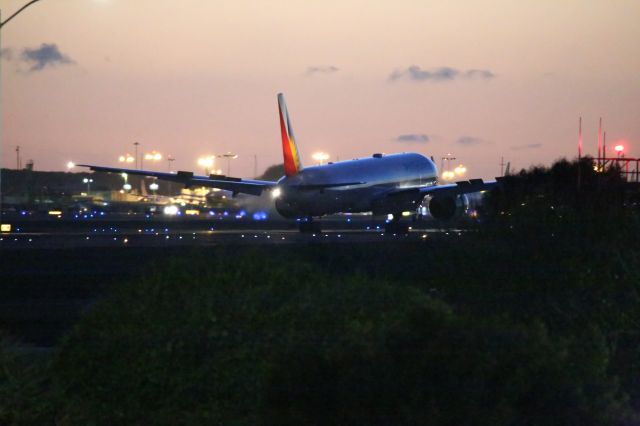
[274,153,437,218]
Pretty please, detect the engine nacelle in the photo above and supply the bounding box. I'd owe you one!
[428,195,469,221]
[371,191,422,216]
[274,198,299,219]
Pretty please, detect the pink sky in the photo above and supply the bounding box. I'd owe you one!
[2,0,639,179]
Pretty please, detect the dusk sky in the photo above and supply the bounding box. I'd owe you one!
[2,0,639,179]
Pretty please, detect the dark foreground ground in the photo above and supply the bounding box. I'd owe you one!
[1,208,640,425]
[1,246,176,347]
[0,215,460,346]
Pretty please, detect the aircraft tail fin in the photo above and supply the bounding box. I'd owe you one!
[278,93,303,176]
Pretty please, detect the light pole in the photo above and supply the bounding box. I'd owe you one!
[83,177,93,195]
[133,142,140,169]
[166,156,175,195]
[198,156,215,175]
[149,182,159,199]
[440,153,456,180]
[217,153,237,175]
[0,0,44,224]
[0,1,43,29]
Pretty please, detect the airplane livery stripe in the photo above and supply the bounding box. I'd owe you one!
[279,97,301,176]
[286,114,301,172]
[279,107,296,176]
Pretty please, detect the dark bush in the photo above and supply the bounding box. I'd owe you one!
[44,249,634,425]
[0,336,53,425]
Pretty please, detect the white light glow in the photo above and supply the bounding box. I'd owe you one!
[119,154,135,163]
[441,170,455,180]
[271,187,282,198]
[145,151,162,161]
[312,152,330,165]
[198,157,214,168]
[164,205,179,216]
[454,165,467,176]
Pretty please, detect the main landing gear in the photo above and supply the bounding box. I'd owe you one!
[298,217,322,233]
[384,213,410,234]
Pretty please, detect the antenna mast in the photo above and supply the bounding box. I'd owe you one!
[597,117,602,167]
[578,116,583,159]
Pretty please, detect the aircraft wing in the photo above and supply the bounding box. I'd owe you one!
[385,178,499,200]
[287,182,366,190]
[78,164,276,196]
[418,178,499,197]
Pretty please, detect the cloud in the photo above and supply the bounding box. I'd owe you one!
[464,69,496,79]
[510,143,543,151]
[306,65,339,76]
[393,134,430,143]
[456,136,486,146]
[21,43,75,71]
[389,65,496,82]
[389,66,458,82]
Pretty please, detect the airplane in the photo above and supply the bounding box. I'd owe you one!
[80,93,497,232]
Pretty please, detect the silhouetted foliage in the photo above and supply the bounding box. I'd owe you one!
[0,335,53,424]
[488,157,628,217]
[22,248,630,425]
[258,163,285,181]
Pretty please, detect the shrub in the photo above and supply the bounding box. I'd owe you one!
[47,251,632,425]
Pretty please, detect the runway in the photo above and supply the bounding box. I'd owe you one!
[0,214,474,249]
[0,227,466,249]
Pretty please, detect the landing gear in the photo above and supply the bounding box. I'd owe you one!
[384,214,409,234]
[298,217,322,233]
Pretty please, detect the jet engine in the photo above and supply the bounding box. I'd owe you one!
[428,194,469,221]
[274,198,298,218]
